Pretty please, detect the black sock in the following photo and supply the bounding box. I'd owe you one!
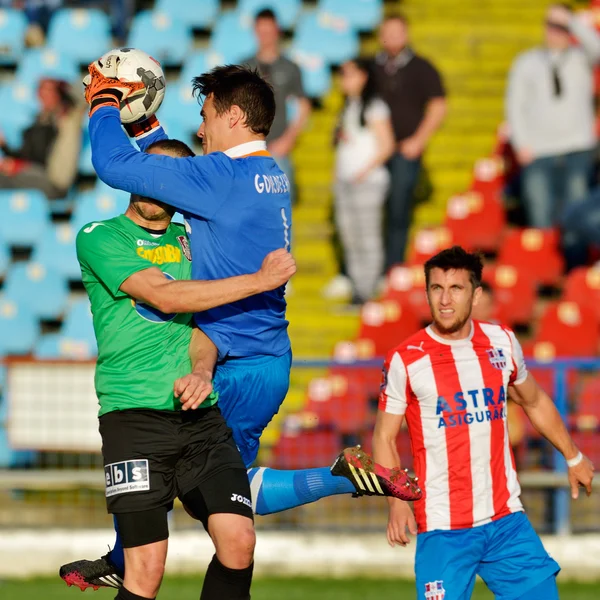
[115,586,155,600]
[200,554,254,600]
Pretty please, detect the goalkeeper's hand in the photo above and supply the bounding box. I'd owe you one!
[83,56,145,117]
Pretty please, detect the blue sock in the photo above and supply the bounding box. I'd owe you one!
[247,467,355,515]
[106,515,125,576]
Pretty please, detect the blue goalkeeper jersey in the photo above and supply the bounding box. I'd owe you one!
[89,107,291,360]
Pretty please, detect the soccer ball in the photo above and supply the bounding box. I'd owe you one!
[96,47,166,124]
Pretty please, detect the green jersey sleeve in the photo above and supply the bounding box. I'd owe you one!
[76,222,152,297]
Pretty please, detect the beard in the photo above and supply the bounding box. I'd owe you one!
[130,198,175,221]
[432,307,472,335]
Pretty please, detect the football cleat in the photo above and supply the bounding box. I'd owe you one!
[331,445,422,502]
[60,553,123,591]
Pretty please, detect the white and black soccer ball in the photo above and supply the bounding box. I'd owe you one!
[97,47,166,124]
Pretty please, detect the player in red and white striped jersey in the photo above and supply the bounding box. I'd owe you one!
[374,246,594,600]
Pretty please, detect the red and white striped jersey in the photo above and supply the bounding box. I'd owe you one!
[379,320,527,532]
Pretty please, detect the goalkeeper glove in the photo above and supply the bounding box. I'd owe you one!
[123,115,162,139]
[83,56,145,117]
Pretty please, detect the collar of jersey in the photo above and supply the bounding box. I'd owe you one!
[224,140,270,158]
[425,321,475,346]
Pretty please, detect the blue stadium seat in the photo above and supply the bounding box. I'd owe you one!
[289,49,332,97]
[293,11,359,65]
[128,10,192,66]
[78,134,95,176]
[3,263,69,320]
[0,364,5,393]
[210,11,257,65]
[179,50,210,85]
[0,8,27,65]
[35,330,96,359]
[58,298,97,358]
[154,0,219,29]
[15,48,79,85]
[319,0,383,31]
[158,82,201,134]
[0,190,50,247]
[0,81,39,147]
[30,224,81,280]
[239,0,301,30]
[72,185,130,231]
[0,295,39,355]
[0,237,9,279]
[47,8,112,65]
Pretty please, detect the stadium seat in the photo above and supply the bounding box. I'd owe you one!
[0,296,39,355]
[382,264,430,324]
[3,263,68,320]
[128,10,193,66]
[0,190,50,247]
[574,375,600,431]
[319,0,383,32]
[0,81,39,147]
[155,0,219,29]
[15,48,79,85]
[72,185,130,231]
[78,134,95,176]
[289,49,332,97]
[158,82,201,134]
[482,264,536,326]
[407,227,454,266]
[46,8,112,65]
[497,228,564,287]
[271,429,341,469]
[0,8,27,65]
[293,11,359,65]
[34,330,96,360]
[0,237,9,279]
[179,50,210,85]
[563,266,600,322]
[30,224,81,280]
[470,157,505,201]
[210,11,257,65]
[535,301,599,357]
[62,298,96,342]
[359,300,421,357]
[444,191,505,253]
[239,0,301,29]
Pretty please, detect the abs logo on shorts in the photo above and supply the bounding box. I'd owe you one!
[424,581,445,600]
[105,459,150,497]
[231,493,252,508]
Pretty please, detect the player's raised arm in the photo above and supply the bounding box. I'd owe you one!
[120,248,296,314]
[84,60,233,219]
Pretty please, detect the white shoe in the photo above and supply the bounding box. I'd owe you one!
[322,274,353,299]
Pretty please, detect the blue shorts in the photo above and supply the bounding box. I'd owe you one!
[213,351,292,467]
[415,512,560,600]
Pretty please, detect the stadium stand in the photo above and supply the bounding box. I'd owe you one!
[0,7,27,65]
[30,224,81,281]
[15,47,78,84]
[319,0,383,32]
[0,190,50,247]
[239,0,301,30]
[210,10,257,64]
[155,0,220,30]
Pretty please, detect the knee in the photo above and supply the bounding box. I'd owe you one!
[213,520,256,569]
[124,547,166,597]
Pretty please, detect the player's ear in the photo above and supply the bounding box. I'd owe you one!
[228,104,244,128]
[472,284,482,307]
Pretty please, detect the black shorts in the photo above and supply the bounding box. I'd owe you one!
[99,407,253,528]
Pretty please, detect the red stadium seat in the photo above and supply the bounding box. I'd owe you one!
[382,264,431,323]
[358,300,421,356]
[535,301,599,357]
[562,266,600,321]
[407,227,454,266]
[574,376,600,431]
[271,430,341,470]
[482,264,536,326]
[470,157,505,201]
[571,431,600,465]
[521,340,579,397]
[497,228,564,287]
[445,190,506,253]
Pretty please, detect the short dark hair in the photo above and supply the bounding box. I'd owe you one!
[383,13,409,27]
[146,138,195,158]
[192,65,275,137]
[255,8,277,23]
[424,246,483,290]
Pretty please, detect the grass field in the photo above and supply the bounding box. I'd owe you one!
[1,576,599,599]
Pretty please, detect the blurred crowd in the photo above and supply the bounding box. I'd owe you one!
[3,2,600,304]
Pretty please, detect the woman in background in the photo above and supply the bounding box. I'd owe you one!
[334,58,395,305]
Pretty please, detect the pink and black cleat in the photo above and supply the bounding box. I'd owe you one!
[331,445,422,502]
[60,554,123,591]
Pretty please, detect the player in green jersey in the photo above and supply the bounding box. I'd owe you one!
[72,139,295,600]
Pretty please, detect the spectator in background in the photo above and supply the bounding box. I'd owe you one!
[334,58,395,305]
[506,3,600,230]
[0,78,83,199]
[372,14,447,270]
[471,280,495,322]
[245,9,311,203]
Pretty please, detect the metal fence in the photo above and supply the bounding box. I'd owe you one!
[0,358,598,535]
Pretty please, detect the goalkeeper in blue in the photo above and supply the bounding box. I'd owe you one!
[60,59,421,592]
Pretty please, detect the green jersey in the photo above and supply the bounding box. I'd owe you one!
[76,214,218,416]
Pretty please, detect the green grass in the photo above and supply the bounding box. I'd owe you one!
[0,576,598,599]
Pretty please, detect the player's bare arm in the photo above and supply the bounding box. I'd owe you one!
[373,411,418,547]
[509,374,595,498]
[119,248,296,314]
[175,328,219,411]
